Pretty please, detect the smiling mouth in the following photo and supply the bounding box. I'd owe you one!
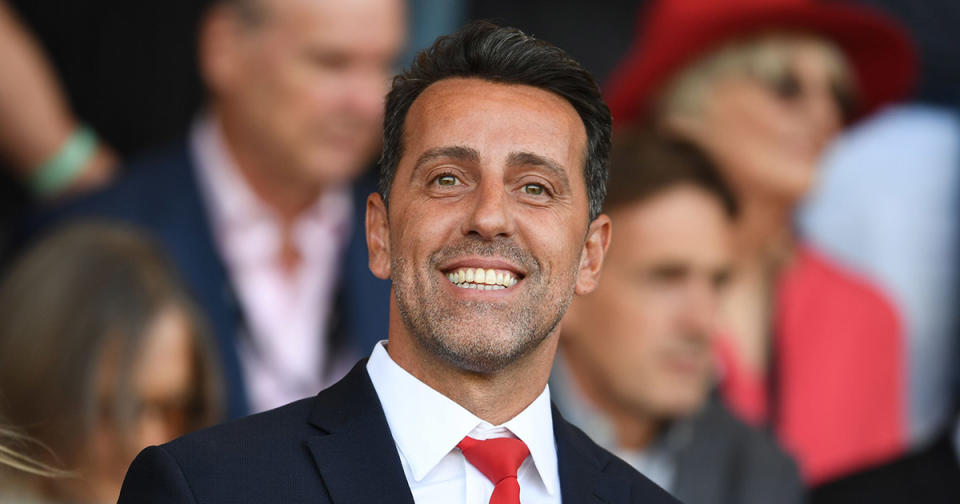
[444,267,520,291]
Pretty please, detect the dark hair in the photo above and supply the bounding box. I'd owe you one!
[214,0,265,26]
[380,20,612,221]
[0,221,222,474]
[605,129,739,218]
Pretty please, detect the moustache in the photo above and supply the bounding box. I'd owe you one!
[429,237,539,275]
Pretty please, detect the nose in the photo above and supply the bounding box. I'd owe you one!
[678,281,718,341]
[134,403,187,449]
[461,177,515,240]
[806,88,843,144]
[136,411,176,449]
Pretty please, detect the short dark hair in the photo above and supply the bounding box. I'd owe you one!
[215,0,265,26]
[604,130,739,219]
[380,21,612,221]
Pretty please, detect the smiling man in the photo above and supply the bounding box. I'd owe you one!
[117,22,677,503]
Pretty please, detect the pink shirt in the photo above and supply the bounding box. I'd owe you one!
[192,115,353,413]
[716,246,905,484]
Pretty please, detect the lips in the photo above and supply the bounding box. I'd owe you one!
[439,256,526,292]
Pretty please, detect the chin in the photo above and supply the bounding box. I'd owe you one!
[301,156,367,186]
[647,386,709,419]
[654,400,704,420]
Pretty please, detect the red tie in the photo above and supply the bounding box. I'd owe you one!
[458,436,530,504]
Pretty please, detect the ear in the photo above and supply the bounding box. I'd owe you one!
[366,192,392,280]
[198,5,244,96]
[574,214,611,295]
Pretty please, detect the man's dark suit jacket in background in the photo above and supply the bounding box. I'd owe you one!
[118,361,680,504]
[672,396,803,504]
[31,142,390,419]
[812,427,960,504]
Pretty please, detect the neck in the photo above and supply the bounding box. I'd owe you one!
[732,195,797,271]
[561,347,662,451]
[214,109,324,225]
[386,309,557,426]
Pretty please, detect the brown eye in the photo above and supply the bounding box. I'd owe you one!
[522,183,545,196]
[436,175,458,186]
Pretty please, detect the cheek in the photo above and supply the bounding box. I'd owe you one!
[519,221,583,277]
[580,283,651,352]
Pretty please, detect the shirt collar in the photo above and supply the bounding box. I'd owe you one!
[190,112,353,265]
[366,341,558,495]
[191,112,266,230]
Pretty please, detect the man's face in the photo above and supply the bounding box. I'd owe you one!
[367,78,610,374]
[207,0,405,187]
[564,185,733,419]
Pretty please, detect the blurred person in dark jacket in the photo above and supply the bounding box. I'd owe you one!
[811,410,960,503]
[603,0,916,484]
[41,0,407,419]
[555,133,803,504]
[0,222,222,504]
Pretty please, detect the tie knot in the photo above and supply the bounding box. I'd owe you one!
[458,436,530,485]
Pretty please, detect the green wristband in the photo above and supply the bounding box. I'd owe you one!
[30,126,98,197]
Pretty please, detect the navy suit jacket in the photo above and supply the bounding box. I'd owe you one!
[118,361,680,503]
[35,142,390,418]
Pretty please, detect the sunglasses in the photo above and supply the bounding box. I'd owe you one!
[760,69,858,121]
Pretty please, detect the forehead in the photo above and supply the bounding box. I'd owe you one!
[260,0,405,52]
[401,78,588,175]
[608,185,732,267]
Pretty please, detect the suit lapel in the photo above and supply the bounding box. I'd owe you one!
[163,146,250,418]
[305,362,415,504]
[553,405,632,503]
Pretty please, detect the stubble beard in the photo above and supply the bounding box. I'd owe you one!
[391,238,578,374]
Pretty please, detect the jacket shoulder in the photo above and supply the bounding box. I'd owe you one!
[120,397,327,503]
[676,397,804,504]
[163,395,318,463]
[558,415,681,503]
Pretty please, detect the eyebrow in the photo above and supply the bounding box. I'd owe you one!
[409,146,480,181]
[507,151,571,193]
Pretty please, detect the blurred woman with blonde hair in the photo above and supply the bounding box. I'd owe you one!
[0,221,222,503]
[605,0,915,485]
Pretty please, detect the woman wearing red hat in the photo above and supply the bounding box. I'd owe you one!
[605,0,916,486]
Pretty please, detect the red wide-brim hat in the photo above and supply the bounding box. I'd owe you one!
[604,0,917,127]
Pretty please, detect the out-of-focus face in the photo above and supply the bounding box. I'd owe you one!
[563,185,733,419]
[668,39,847,205]
[366,78,610,374]
[204,0,406,188]
[86,306,198,503]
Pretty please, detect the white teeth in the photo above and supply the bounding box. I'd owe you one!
[444,267,519,290]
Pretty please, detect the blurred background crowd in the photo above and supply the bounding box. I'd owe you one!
[0,0,957,502]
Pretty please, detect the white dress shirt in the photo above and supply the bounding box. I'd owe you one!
[192,114,354,413]
[366,341,562,503]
